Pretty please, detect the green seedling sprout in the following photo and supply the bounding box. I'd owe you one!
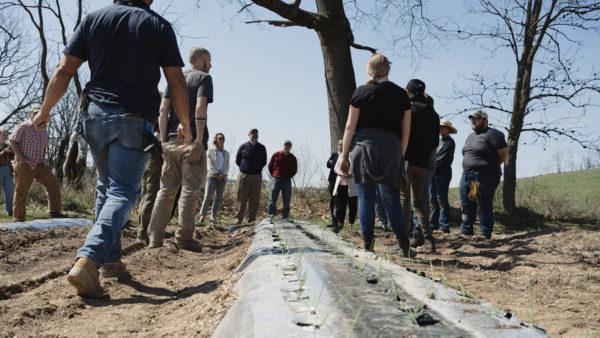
[347,305,363,338]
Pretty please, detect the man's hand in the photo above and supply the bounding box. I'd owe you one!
[32,112,51,131]
[176,123,192,146]
[338,157,352,178]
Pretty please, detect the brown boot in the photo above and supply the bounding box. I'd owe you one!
[99,260,127,278]
[67,257,104,298]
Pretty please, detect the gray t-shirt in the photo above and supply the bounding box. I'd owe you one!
[164,69,213,147]
[462,127,507,177]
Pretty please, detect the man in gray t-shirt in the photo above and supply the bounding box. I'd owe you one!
[459,110,508,239]
[148,47,213,250]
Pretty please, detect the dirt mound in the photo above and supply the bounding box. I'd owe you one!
[0,224,253,337]
[341,226,600,337]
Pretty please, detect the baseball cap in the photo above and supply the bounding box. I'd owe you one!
[406,79,426,95]
[283,140,292,146]
[249,128,258,134]
[468,109,488,120]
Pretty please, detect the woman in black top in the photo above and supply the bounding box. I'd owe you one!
[338,53,414,257]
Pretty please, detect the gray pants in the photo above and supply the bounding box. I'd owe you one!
[200,175,226,220]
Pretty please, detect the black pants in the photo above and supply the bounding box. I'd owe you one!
[334,185,357,226]
[328,180,336,223]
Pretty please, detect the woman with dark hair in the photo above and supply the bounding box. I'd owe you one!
[200,132,229,223]
[338,54,414,257]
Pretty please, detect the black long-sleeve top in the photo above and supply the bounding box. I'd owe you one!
[435,135,455,175]
[326,152,339,183]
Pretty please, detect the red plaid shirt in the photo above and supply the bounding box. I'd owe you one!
[9,121,49,166]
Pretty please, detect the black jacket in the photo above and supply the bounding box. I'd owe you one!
[327,152,339,183]
[435,136,455,175]
[405,101,440,169]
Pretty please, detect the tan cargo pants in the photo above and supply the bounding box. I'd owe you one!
[13,161,62,222]
[149,141,206,242]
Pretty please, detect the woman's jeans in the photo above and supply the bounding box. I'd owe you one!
[0,165,13,216]
[430,171,452,231]
[356,182,409,250]
[459,172,500,238]
[200,176,227,220]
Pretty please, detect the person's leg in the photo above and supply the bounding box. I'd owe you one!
[236,173,249,223]
[176,143,206,244]
[438,173,452,232]
[328,181,336,225]
[355,182,376,250]
[5,169,13,217]
[12,161,35,221]
[409,166,427,241]
[375,189,389,228]
[281,179,292,219]
[199,176,217,218]
[77,118,150,266]
[378,183,411,255]
[459,173,477,236]
[211,179,226,221]
[399,166,412,238]
[34,164,62,214]
[138,152,163,240]
[477,175,500,239]
[429,175,440,229]
[334,185,349,231]
[148,143,182,245]
[348,196,358,225]
[422,151,436,230]
[248,174,262,222]
[268,178,280,216]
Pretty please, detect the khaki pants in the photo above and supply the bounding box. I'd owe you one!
[236,173,262,223]
[400,164,431,237]
[13,162,62,221]
[137,150,163,239]
[149,141,206,242]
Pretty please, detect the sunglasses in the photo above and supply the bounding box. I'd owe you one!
[217,137,224,140]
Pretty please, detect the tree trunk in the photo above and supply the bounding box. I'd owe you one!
[502,133,519,213]
[317,28,357,152]
[315,0,357,151]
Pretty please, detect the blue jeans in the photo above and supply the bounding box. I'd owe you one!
[0,165,13,215]
[268,177,292,218]
[77,102,151,266]
[459,172,500,237]
[375,189,388,225]
[356,183,409,250]
[430,172,452,231]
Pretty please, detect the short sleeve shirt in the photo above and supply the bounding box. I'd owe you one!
[9,121,49,166]
[350,81,412,139]
[164,69,213,147]
[462,127,507,176]
[63,2,184,121]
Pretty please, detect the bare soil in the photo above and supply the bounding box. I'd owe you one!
[0,224,252,337]
[341,226,600,337]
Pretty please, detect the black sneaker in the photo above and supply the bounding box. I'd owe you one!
[48,211,68,218]
[410,234,425,248]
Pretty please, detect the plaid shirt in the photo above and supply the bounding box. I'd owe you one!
[9,121,48,166]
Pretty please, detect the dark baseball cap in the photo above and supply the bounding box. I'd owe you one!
[249,128,258,134]
[406,79,426,95]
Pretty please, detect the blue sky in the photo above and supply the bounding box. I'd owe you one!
[11,0,600,187]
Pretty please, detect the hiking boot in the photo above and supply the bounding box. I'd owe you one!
[49,211,68,218]
[401,247,417,258]
[426,234,437,253]
[100,260,127,278]
[364,238,375,252]
[148,231,164,248]
[176,239,202,252]
[67,257,104,298]
[410,234,425,248]
[137,232,149,245]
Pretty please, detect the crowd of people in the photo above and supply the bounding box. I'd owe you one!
[0,0,508,299]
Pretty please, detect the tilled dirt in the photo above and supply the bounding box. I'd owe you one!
[341,226,600,337]
[0,224,253,337]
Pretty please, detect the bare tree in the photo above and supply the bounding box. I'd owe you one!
[207,0,443,151]
[453,0,600,213]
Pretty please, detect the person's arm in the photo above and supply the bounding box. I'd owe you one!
[497,147,509,163]
[222,150,230,176]
[9,141,27,163]
[260,145,267,169]
[340,105,360,175]
[401,109,411,157]
[326,153,337,169]
[162,66,191,145]
[268,153,275,176]
[34,55,84,130]
[158,98,170,143]
[236,145,243,167]
[290,155,298,178]
[194,97,208,144]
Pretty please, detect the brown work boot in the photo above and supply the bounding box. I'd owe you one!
[99,260,127,278]
[148,231,164,248]
[176,239,202,252]
[67,257,104,298]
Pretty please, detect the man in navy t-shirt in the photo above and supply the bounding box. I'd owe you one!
[35,0,192,298]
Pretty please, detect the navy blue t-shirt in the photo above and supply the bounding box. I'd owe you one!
[64,1,184,121]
